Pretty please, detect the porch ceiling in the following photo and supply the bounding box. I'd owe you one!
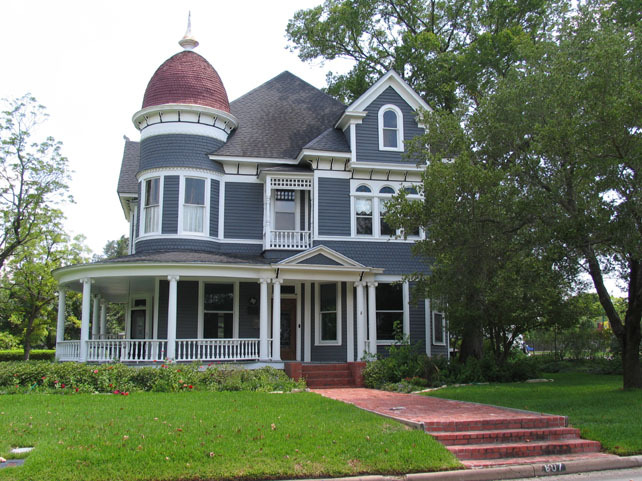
[64,276,155,303]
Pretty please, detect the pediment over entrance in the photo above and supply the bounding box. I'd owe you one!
[277,245,366,268]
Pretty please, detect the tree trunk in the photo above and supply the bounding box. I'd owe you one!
[459,318,483,362]
[622,310,642,389]
[23,338,31,361]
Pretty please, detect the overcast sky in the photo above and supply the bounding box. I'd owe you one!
[0,0,350,255]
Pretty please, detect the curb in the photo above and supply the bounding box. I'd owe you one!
[294,455,642,481]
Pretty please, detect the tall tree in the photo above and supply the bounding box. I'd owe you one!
[0,95,71,271]
[286,0,565,109]
[0,224,86,359]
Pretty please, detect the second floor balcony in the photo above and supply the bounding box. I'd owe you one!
[264,174,313,251]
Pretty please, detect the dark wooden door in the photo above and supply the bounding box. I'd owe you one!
[280,299,297,360]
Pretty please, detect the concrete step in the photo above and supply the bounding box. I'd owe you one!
[448,439,602,460]
[461,452,618,468]
[423,415,567,433]
[432,427,581,445]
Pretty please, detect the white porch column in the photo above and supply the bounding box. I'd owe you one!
[55,288,67,360]
[100,299,107,339]
[92,295,100,340]
[259,279,269,360]
[166,275,179,360]
[271,278,282,361]
[367,281,378,356]
[79,278,92,362]
[355,281,366,360]
[346,282,354,363]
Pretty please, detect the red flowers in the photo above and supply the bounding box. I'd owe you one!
[93,369,98,374]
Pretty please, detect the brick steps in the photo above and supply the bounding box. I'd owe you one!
[423,414,603,466]
[448,439,601,460]
[301,363,357,388]
[432,427,581,445]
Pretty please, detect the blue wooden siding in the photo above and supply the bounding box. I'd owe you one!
[156,280,199,339]
[139,134,224,172]
[210,180,219,237]
[317,178,351,236]
[355,86,424,163]
[238,282,260,338]
[161,175,179,234]
[224,182,263,239]
[135,238,263,256]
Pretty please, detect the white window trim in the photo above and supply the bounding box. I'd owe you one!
[378,104,404,152]
[432,310,446,346]
[350,181,424,239]
[315,282,342,346]
[128,296,152,340]
[198,281,239,339]
[270,189,301,232]
[139,176,163,237]
[375,281,408,346]
[178,176,210,236]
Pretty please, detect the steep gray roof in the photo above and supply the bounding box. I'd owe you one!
[117,138,140,195]
[303,128,350,152]
[214,71,346,159]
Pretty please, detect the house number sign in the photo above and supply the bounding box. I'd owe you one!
[542,463,566,473]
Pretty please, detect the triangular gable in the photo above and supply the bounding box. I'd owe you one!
[277,245,365,268]
[348,70,432,114]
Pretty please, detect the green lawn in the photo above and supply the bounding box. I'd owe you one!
[0,391,459,481]
[426,372,642,455]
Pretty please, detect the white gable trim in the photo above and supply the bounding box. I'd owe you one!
[277,245,365,268]
[347,70,432,114]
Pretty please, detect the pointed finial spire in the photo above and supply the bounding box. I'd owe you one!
[179,11,199,50]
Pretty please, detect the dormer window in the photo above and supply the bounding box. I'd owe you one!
[378,104,404,152]
[143,177,160,234]
[182,177,206,233]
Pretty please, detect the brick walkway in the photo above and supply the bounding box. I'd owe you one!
[312,388,613,468]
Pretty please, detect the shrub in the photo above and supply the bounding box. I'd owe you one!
[0,361,305,394]
[0,349,56,361]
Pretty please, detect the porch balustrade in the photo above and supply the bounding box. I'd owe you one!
[57,340,80,361]
[56,338,271,363]
[269,230,311,250]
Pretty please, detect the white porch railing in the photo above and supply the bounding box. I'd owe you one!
[175,338,262,362]
[87,339,167,362]
[57,340,80,361]
[269,230,311,250]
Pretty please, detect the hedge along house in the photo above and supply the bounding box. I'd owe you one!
[53,22,449,367]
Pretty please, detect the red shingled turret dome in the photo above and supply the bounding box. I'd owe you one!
[142,51,231,113]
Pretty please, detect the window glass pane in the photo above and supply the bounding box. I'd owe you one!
[377,312,401,340]
[357,217,372,235]
[355,198,372,215]
[433,313,444,343]
[145,178,159,206]
[275,190,295,201]
[376,283,403,310]
[183,205,204,232]
[275,212,295,230]
[144,205,159,233]
[320,284,336,312]
[133,299,146,307]
[403,186,418,195]
[321,312,337,341]
[380,201,393,236]
[379,186,395,194]
[383,110,397,128]
[204,284,233,311]
[204,312,233,339]
[356,185,371,193]
[184,178,205,205]
[383,129,398,148]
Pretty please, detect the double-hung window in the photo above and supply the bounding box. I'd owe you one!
[183,177,206,233]
[379,186,395,236]
[378,104,404,152]
[274,189,296,230]
[143,177,160,234]
[316,283,341,344]
[203,283,234,339]
[355,185,373,235]
[376,283,404,342]
[432,311,446,345]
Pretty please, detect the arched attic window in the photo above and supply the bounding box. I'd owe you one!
[378,104,404,152]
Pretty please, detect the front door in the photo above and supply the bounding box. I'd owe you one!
[131,310,146,339]
[280,298,297,360]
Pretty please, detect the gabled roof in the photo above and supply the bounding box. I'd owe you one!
[336,70,431,129]
[213,72,346,160]
[277,245,366,268]
[117,138,140,195]
[303,128,350,152]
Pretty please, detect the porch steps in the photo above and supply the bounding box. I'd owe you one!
[424,415,602,467]
[301,363,359,388]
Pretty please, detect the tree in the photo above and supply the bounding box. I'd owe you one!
[286,0,565,109]
[415,2,641,387]
[0,224,86,359]
[0,95,71,271]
